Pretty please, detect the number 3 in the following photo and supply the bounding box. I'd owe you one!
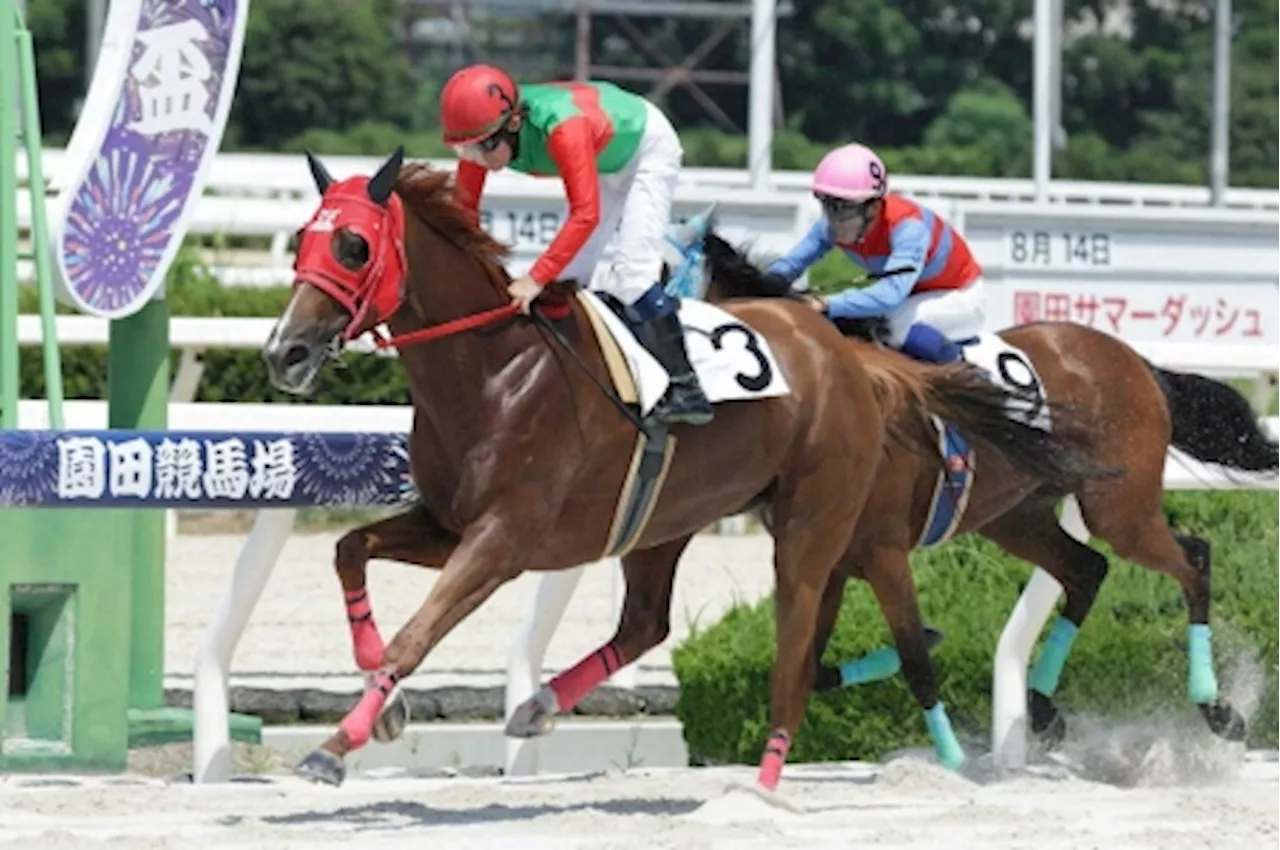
[710,323,773,392]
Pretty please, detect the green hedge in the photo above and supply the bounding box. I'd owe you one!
[671,491,1279,765]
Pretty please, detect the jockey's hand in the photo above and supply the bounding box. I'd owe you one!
[802,293,827,313]
[508,275,543,314]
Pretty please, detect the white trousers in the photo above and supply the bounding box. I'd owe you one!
[557,101,683,306]
[884,277,988,346]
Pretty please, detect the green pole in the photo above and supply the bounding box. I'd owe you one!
[15,6,63,428]
[0,3,20,429]
[108,297,171,713]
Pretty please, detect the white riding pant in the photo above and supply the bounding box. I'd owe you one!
[556,100,682,306]
[883,277,988,346]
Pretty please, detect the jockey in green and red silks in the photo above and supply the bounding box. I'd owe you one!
[439,64,712,426]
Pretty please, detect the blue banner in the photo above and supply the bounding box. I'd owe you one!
[0,430,417,509]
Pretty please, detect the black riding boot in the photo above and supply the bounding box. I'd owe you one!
[631,310,714,426]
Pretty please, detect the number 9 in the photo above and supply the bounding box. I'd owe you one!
[868,161,886,194]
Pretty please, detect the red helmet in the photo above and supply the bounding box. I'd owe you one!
[439,64,520,145]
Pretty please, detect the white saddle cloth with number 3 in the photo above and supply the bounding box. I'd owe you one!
[577,290,791,417]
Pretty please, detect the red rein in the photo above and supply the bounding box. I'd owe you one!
[371,302,521,350]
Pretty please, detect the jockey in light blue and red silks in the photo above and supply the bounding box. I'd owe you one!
[768,143,987,364]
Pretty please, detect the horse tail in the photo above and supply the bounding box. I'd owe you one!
[1145,363,1278,472]
[857,344,1116,492]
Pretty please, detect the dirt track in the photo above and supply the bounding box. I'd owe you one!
[3,751,1275,850]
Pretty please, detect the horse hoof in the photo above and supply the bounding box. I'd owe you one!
[505,694,557,739]
[1199,700,1247,742]
[1029,690,1066,749]
[372,690,410,743]
[813,665,842,693]
[294,749,346,786]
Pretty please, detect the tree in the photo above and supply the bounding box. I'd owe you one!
[230,0,415,150]
[26,0,87,143]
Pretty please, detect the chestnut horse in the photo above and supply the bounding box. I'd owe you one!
[703,230,1278,766]
[261,149,1102,790]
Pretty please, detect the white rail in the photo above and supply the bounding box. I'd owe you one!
[19,147,1280,210]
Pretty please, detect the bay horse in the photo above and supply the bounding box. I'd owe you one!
[702,230,1278,767]
[260,148,1103,790]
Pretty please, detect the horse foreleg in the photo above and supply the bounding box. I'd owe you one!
[809,568,856,693]
[333,503,459,672]
[296,513,525,786]
[505,535,691,738]
[811,556,942,693]
[981,503,1110,748]
[862,546,965,771]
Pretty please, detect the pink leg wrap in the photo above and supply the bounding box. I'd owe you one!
[338,669,398,750]
[548,642,623,712]
[345,588,385,671]
[756,729,792,792]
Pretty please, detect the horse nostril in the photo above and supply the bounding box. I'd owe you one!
[282,343,311,369]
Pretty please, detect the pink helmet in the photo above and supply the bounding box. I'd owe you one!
[811,143,888,202]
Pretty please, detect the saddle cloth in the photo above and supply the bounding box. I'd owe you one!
[958,333,1053,432]
[576,291,791,417]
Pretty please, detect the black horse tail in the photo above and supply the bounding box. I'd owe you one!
[1145,363,1278,472]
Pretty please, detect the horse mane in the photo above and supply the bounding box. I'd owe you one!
[702,229,888,341]
[702,230,793,301]
[393,163,512,280]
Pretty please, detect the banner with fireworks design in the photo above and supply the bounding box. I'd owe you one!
[49,0,248,319]
[0,431,419,509]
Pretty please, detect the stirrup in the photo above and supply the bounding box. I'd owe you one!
[653,375,713,426]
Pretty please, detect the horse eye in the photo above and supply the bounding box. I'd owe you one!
[332,229,370,271]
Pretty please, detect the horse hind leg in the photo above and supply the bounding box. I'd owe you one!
[332,503,460,742]
[1093,509,1246,741]
[756,483,870,792]
[505,535,690,738]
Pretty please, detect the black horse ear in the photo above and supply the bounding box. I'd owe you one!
[305,150,334,195]
[368,146,405,206]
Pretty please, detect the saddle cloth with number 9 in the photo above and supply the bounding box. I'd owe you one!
[575,290,791,417]
[958,333,1053,432]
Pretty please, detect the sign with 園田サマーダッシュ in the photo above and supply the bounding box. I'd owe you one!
[961,206,1279,346]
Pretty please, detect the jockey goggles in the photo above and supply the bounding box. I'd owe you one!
[452,129,508,164]
[815,192,876,223]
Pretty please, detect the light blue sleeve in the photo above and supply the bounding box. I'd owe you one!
[764,220,834,283]
[824,218,930,320]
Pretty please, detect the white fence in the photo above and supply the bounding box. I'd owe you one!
[20,148,1280,209]
[16,147,1280,288]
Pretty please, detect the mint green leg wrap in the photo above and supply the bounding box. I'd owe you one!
[1188,624,1219,704]
[924,702,965,770]
[838,647,902,687]
[1029,617,1079,697]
